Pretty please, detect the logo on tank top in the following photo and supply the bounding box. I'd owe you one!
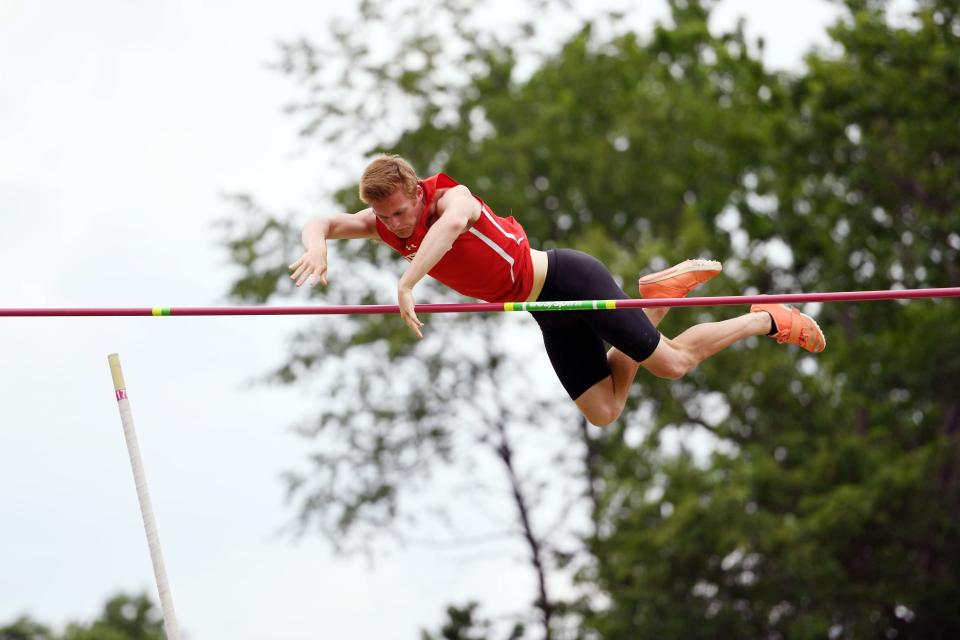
[403,242,418,261]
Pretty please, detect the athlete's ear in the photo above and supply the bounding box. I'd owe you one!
[416,184,423,200]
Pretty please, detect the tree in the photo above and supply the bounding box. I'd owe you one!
[1,593,165,640]
[581,1,960,638]
[1,616,53,640]
[420,603,524,640]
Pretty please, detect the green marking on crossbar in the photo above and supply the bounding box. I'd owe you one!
[503,300,618,312]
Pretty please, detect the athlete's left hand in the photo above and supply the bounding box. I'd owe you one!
[398,286,424,339]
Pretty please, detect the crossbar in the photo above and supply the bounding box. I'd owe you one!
[1,287,958,317]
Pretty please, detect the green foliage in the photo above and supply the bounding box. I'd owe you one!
[1,594,165,640]
[579,1,960,638]
[1,616,54,640]
[420,603,524,640]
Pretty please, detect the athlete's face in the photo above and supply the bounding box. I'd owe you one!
[371,185,423,239]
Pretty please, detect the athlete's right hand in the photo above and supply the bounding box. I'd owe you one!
[289,245,328,287]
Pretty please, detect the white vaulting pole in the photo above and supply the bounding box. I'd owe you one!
[108,354,181,640]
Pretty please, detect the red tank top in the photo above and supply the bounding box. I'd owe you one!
[375,173,534,302]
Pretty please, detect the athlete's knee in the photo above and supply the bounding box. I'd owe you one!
[584,403,622,427]
[663,356,695,379]
[657,363,687,380]
[577,395,623,427]
[645,344,695,380]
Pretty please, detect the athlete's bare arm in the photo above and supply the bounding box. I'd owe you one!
[397,185,482,337]
[289,209,378,287]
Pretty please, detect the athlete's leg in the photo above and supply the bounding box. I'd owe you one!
[536,319,626,427]
[574,349,642,426]
[533,250,728,427]
[573,258,723,426]
[644,306,690,327]
[636,311,770,379]
[641,302,829,379]
[531,250,651,427]
[575,313,770,426]
[644,308,668,328]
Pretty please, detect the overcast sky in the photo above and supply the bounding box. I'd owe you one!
[0,1,915,638]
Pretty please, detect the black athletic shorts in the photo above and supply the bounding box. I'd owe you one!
[530,249,661,400]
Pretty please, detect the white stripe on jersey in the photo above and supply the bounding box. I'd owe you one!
[468,227,516,282]
[481,205,523,244]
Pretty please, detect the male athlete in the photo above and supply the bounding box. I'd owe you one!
[289,155,825,427]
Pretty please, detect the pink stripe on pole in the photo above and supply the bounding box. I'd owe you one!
[0,287,958,317]
[116,389,128,400]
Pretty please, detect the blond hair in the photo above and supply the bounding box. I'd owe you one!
[359,154,419,203]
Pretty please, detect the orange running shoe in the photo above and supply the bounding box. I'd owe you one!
[638,259,723,299]
[751,303,826,353]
